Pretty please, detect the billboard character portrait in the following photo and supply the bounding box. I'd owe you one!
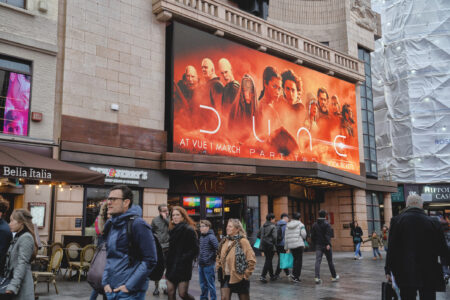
[218,58,240,113]
[201,58,223,109]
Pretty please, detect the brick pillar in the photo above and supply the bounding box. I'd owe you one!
[383,193,393,226]
[260,195,268,225]
[353,189,371,251]
[273,196,288,220]
[142,188,167,225]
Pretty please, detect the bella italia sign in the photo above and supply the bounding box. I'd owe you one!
[1,166,52,179]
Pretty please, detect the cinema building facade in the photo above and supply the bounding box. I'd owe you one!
[39,0,395,251]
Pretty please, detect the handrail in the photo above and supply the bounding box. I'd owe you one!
[152,0,365,81]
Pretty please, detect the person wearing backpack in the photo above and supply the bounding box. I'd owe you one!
[257,213,277,283]
[311,210,339,284]
[284,212,307,283]
[102,185,158,300]
[273,213,290,279]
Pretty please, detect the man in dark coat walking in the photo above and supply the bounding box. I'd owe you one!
[311,210,339,284]
[385,194,449,300]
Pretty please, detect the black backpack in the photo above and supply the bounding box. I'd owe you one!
[276,224,284,246]
[126,216,165,281]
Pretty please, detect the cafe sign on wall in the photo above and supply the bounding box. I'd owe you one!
[89,166,148,186]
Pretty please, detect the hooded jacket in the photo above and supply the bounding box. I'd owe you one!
[199,229,219,267]
[102,206,157,292]
[257,221,277,252]
[284,220,307,250]
[311,218,333,249]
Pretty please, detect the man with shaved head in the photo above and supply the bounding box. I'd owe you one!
[201,58,223,108]
[218,58,240,112]
[174,65,199,111]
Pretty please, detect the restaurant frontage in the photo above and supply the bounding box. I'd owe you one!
[0,142,105,243]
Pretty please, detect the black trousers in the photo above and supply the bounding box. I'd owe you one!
[261,249,275,278]
[291,247,304,279]
[314,247,336,279]
[275,246,289,276]
[400,287,436,300]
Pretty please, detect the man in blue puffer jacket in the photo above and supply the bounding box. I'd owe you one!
[198,220,218,300]
[102,185,157,300]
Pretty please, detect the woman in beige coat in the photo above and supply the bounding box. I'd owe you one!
[217,219,256,300]
[4,209,38,300]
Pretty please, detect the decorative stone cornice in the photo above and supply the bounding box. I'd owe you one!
[351,0,382,39]
[152,0,366,83]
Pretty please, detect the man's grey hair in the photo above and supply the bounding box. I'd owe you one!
[406,194,423,208]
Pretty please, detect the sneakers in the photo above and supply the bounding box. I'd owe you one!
[292,277,302,283]
[260,276,268,283]
[315,277,322,284]
[358,256,363,260]
[331,275,340,282]
[153,287,160,296]
[373,257,377,260]
[271,275,279,281]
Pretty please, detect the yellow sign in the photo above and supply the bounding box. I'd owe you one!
[213,208,221,213]
[224,207,230,212]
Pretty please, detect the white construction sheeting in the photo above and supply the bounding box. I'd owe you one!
[371,0,450,183]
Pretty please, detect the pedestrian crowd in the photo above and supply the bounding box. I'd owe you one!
[0,187,449,300]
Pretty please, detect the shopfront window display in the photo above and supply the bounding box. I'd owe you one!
[168,195,260,242]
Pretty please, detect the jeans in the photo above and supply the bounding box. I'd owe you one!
[373,247,381,257]
[291,247,304,279]
[400,287,436,300]
[261,249,275,278]
[90,290,99,300]
[105,291,146,300]
[199,264,216,300]
[354,243,362,257]
[275,246,290,276]
[314,247,337,279]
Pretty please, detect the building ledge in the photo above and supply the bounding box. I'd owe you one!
[152,0,365,83]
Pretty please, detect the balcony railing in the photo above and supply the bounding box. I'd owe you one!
[152,0,365,82]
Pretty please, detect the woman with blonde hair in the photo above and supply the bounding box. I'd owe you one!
[4,209,38,299]
[217,219,256,300]
[166,206,199,300]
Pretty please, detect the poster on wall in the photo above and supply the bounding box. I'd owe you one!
[170,22,360,175]
[2,72,31,136]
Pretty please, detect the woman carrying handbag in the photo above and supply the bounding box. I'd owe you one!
[3,209,38,300]
[217,219,256,300]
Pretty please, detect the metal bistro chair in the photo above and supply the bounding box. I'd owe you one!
[32,248,63,294]
[64,242,81,279]
[67,244,96,282]
[48,242,63,274]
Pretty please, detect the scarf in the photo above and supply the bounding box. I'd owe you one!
[226,235,248,275]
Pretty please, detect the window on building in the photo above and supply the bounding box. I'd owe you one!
[320,41,330,46]
[366,192,382,234]
[0,55,32,136]
[358,47,377,178]
[232,0,269,20]
[0,0,26,9]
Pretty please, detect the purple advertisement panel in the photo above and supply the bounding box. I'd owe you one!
[4,72,31,136]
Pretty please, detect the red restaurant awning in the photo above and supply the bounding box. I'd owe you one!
[0,144,105,185]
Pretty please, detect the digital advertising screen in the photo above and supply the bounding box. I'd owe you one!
[170,22,360,175]
[3,72,31,136]
[206,196,222,209]
[182,196,200,207]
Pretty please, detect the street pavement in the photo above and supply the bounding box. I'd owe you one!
[37,251,449,299]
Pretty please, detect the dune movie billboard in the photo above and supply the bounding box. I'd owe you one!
[169,22,360,175]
